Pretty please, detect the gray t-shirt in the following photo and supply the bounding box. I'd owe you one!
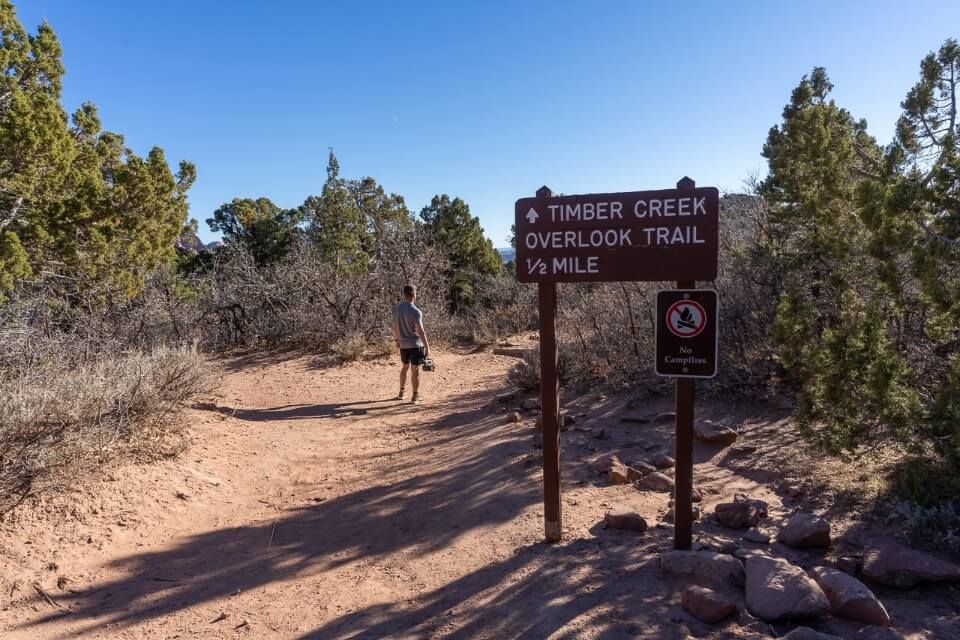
[393,302,424,349]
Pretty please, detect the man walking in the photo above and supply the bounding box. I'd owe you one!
[392,284,430,404]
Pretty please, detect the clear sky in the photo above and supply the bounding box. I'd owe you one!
[17,1,960,246]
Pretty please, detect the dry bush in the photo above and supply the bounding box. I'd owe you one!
[0,346,211,513]
[332,333,368,362]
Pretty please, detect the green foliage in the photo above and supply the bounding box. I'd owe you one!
[419,194,501,310]
[207,197,300,265]
[300,150,410,275]
[0,1,193,300]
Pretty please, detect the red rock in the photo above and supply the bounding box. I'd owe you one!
[681,585,737,623]
[652,453,676,469]
[636,471,674,492]
[661,550,745,588]
[862,539,960,588]
[591,453,623,474]
[745,555,829,622]
[778,513,831,549]
[714,494,768,529]
[608,462,630,485]
[695,420,738,446]
[811,566,890,627]
[604,510,648,532]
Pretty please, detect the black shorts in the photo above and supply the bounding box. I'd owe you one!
[400,347,426,366]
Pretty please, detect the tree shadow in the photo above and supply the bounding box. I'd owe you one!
[192,399,404,421]
[20,385,546,638]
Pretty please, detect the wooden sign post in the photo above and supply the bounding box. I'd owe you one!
[516,179,720,547]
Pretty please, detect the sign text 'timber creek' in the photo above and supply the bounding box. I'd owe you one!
[515,187,719,283]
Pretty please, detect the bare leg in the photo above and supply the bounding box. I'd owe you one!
[411,366,420,395]
[400,363,409,395]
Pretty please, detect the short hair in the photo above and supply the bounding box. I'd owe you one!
[402,284,416,299]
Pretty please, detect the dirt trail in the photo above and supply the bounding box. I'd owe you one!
[1,345,958,639]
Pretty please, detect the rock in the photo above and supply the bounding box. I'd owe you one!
[520,398,540,411]
[734,548,769,562]
[695,420,738,446]
[563,412,575,425]
[782,628,844,640]
[608,462,630,485]
[743,527,770,544]
[509,411,522,424]
[532,432,543,449]
[627,460,657,476]
[652,453,675,469]
[653,412,676,424]
[662,505,701,524]
[778,513,831,549]
[837,556,860,576]
[604,510,648,532]
[592,428,608,440]
[691,487,703,503]
[810,566,890,627]
[637,471,674,492]
[681,585,737,623]
[626,466,649,482]
[862,539,960,588]
[745,555,829,622]
[590,453,622,474]
[661,550,745,588]
[714,494,768,529]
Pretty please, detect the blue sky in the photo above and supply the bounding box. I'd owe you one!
[17,1,960,246]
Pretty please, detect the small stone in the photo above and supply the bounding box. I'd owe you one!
[604,510,648,532]
[590,453,622,474]
[627,460,657,476]
[681,585,737,623]
[810,566,890,627]
[782,628,844,640]
[652,453,675,469]
[778,513,831,549]
[637,471,674,492]
[520,398,540,411]
[695,420,738,446]
[592,428,607,440]
[862,539,960,588]
[509,411,522,424]
[743,527,770,544]
[745,555,829,622]
[608,462,630,485]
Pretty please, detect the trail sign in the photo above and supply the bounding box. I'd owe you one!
[515,186,719,283]
[655,289,718,378]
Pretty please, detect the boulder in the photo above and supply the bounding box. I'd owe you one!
[811,566,890,627]
[745,555,829,622]
[681,585,737,623]
[637,471,674,492]
[782,628,844,640]
[778,513,831,549]
[695,420,738,446]
[652,453,675,469]
[590,453,622,474]
[714,494,768,529]
[862,539,960,588]
[608,462,630,485]
[604,510,648,532]
[661,550,745,588]
[743,527,770,544]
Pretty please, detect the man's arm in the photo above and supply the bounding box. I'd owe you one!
[416,319,430,355]
[391,309,401,345]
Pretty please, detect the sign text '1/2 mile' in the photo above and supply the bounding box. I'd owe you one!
[515,187,719,283]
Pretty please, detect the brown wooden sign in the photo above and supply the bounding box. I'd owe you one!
[655,289,719,378]
[515,186,719,283]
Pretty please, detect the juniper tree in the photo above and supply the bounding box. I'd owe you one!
[207,197,301,266]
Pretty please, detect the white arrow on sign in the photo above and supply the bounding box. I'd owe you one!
[526,207,539,224]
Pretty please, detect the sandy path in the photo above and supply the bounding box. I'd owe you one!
[2,346,957,639]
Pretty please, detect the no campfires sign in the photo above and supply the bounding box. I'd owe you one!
[655,290,718,378]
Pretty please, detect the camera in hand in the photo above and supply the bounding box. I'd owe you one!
[421,357,436,372]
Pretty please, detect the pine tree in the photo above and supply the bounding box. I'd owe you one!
[207,197,301,265]
[419,194,501,310]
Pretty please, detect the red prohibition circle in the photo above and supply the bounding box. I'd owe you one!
[666,299,707,338]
